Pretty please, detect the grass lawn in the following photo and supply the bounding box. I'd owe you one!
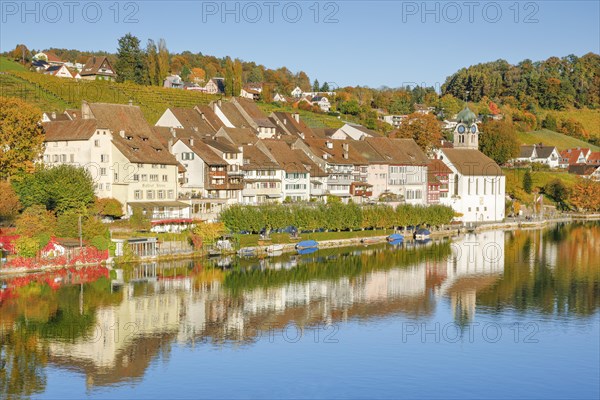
[257,102,345,129]
[517,129,599,151]
[0,57,27,72]
[503,167,580,204]
[238,229,394,247]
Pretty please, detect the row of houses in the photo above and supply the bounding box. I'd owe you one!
[514,143,600,179]
[33,51,117,81]
[41,98,505,225]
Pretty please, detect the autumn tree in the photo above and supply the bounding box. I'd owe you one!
[190,221,227,248]
[569,178,600,212]
[94,198,124,218]
[479,120,520,164]
[0,181,21,223]
[390,112,442,153]
[0,97,44,180]
[145,39,159,85]
[233,59,243,96]
[15,205,56,238]
[11,44,30,63]
[190,67,206,83]
[157,38,170,83]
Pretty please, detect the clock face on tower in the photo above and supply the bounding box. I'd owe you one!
[457,125,466,134]
[470,124,477,133]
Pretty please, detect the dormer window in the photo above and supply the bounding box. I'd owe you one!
[132,147,139,152]
[126,135,133,140]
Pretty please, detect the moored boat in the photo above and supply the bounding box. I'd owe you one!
[237,247,257,257]
[387,233,404,242]
[266,244,284,254]
[414,229,431,240]
[295,240,318,251]
[360,237,379,244]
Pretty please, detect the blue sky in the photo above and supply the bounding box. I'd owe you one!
[1,1,599,87]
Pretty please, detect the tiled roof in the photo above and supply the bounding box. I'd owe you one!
[87,102,177,165]
[241,145,279,171]
[365,137,429,165]
[440,148,502,176]
[219,102,251,128]
[169,108,217,133]
[80,56,116,77]
[43,119,97,141]
[428,159,452,175]
[217,127,259,146]
[194,105,226,131]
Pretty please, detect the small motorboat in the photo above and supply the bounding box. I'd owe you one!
[414,229,431,240]
[266,244,284,254]
[297,247,318,255]
[387,233,404,242]
[295,240,318,250]
[237,247,257,257]
[388,238,404,247]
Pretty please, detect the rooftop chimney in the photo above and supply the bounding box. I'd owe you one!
[326,141,333,149]
[168,138,173,152]
[170,127,176,137]
[119,130,125,138]
[189,137,194,146]
[293,113,300,123]
[128,99,133,106]
[51,111,56,119]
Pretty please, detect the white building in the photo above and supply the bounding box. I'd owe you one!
[437,106,506,223]
[42,102,185,219]
[515,144,561,168]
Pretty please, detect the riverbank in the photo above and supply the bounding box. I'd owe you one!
[2,214,598,275]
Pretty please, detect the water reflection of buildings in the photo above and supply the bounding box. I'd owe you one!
[46,236,506,387]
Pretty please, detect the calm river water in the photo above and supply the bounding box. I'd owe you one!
[1,222,599,399]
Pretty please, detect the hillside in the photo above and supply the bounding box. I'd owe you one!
[0,56,27,72]
[503,167,581,205]
[517,129,600,151]
[543,108,600,140]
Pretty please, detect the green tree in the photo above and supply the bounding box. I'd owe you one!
[543,179,570,210]
[115,33,147,84]
[479,120,520,164]
[312,79,320,92]
[13,165,95,214]
[523,170,533,194]
[541,114,558,131]
[0,97,44,180]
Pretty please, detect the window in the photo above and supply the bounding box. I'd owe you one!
[133,174,139,182]
[161,164,166,169]
[162,175,168,182]
[152,164,158,169]
[168,190,174,199]
[100,168,107,176]
[157,190,165,199]
[285,184,306,190]
[147,190,155,199]
[60,154,66,162]
[106,183,111,191]
[141,174,148,182]
[70,154,75,163]
[114,172,118,182]
[134,190,142,200]
[137,163,143,168]
[468,207,472,212]
[100,154,109,163]
[98,183,103,190]
[94,140,100,147]
[150,174,158,182]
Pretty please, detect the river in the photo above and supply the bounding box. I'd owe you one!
[1,222,599,399]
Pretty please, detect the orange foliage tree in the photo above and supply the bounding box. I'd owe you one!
[390,112,442,153]
[569,178,600,212]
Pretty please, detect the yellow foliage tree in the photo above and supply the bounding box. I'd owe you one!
[190,221,227,248]
[569,178,600,212]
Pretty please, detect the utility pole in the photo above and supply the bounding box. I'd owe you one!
[78,215,83,248]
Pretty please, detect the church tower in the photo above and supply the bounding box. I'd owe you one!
[453,105,479,149]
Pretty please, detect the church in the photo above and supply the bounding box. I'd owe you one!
[436,106,506,223]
